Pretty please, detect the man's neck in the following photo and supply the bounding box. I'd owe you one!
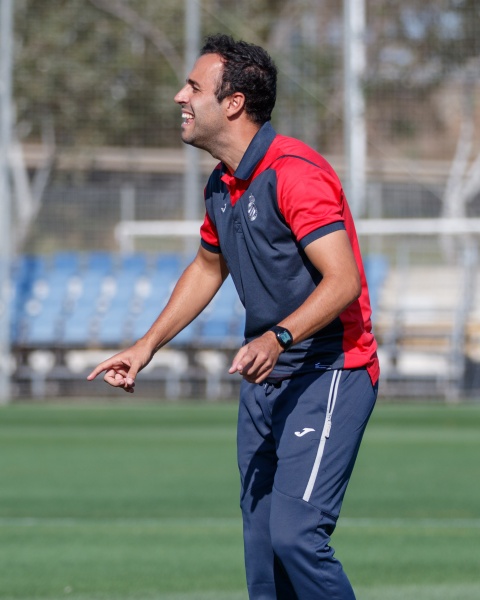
[212,121,261,174]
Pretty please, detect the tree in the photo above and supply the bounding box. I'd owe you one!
[365,0,480,156]
[14,0,184,147]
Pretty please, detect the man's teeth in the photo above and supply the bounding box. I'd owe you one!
[182,113,193,123]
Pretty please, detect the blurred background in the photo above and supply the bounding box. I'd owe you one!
[2,0,480,402]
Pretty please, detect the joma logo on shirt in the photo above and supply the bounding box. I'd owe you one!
[295,428,315,437]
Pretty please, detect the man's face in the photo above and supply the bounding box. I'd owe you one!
[174,53,226,151]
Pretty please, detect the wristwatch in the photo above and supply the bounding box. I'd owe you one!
[269,325,294,351]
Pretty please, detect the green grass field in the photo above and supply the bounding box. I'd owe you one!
[1,400,480,599]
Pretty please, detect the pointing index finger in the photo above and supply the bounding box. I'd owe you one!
[86,357,125,381]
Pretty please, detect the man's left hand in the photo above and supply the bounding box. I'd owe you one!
[228,331,282,383]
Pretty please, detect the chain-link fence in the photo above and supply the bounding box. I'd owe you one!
[12,0,479,252]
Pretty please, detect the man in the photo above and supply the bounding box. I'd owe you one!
[88,34,379,600]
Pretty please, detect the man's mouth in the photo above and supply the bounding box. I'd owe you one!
[182,112,194,125]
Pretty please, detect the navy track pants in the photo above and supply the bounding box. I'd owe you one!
[237,368,377,600]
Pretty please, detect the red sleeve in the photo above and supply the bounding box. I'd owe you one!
[276,157,344,243]
[200,210,221,251]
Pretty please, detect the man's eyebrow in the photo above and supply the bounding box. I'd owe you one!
[187,78,200,88]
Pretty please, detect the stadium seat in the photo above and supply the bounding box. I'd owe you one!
[62,303,97,346]
[184,275,244,347]
[155,253,183,277]
[62,321,92,347]
[86,251,116,275]
[120,252,148,275]
[19,255,49,280]
[70,270,107,305]
[94,304,132,346]
[21,313,61,346]
[198,318,236,346]
[143,270,177,300]
[130,301,168,340]
[53,251,80,275]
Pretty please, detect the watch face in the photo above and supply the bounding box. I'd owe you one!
[279,331,292,345]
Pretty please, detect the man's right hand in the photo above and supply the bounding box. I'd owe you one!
[86,340,154,393]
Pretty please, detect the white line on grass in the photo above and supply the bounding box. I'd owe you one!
[0,516,242,528]
[1,516,480,529]
[339,517,480,529]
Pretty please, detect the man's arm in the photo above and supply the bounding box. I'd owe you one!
[228,229,361,383]
[87,246,228,392]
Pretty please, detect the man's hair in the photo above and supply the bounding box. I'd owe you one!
[200,34,277,125]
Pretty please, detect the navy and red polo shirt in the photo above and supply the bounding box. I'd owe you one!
[200,122,379,385]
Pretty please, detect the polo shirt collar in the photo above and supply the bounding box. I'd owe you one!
[231,121,277,181]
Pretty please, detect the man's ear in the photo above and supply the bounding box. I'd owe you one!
[225,92,246,117]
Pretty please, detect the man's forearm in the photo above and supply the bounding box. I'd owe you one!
[281,230,361,344]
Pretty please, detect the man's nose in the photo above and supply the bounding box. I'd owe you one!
[174,85,189,105]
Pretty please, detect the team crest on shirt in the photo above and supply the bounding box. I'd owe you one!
[247,194,258,221]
